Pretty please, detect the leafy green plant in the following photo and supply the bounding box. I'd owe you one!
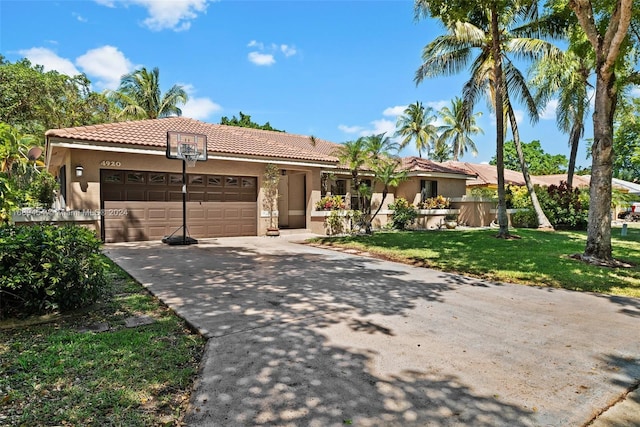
[27,170,58,208]
[0,224,107,318]
[388,198,418,230]
[538,181,588,230]
[511,208,538,228]
[325,209,344,235]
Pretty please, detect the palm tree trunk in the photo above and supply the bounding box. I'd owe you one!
[566,121,581,188]
[490,5,509,238]
[506,100,554,230]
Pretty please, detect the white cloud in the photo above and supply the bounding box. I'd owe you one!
[18,47,80,76]
[338,124,364,134]
[382,105,407,117]
[72,12,88,22]
[94,0,115,7]
[181,97,222,120]
[359,118,396,138]
[94,0,209,31]
[76,45,134,90]
[180,83,222,120]
[247,40,264,49]
[540,99,558,120]
[248,51,275,66]
[246,40,297,65]
[426,100,449,111]
[280,44,297,57]
[631,86,640,97]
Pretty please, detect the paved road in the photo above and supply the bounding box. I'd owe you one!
[105,235,640,427]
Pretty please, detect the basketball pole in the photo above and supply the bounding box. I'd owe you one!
[182,157,187,245]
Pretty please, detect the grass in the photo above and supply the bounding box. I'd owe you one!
[309,226,640,298]
[0,257,206,426]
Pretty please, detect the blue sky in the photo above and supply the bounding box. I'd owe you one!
[1,0,593,167]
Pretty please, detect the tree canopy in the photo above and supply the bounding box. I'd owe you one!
[220,112,284,132]
[490,140,568,175]
[0,56,114,136]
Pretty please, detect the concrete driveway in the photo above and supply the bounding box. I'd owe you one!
[104,235,640,427]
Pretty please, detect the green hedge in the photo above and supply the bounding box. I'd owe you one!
[0,225,107,319]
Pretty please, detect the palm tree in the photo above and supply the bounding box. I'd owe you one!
[333,138,369,211]
[109,67,188,120]
[369,158,408,229]
[361,133,400,161]
[414,1,558,236]
[530,46,592,188]
[437,97,483,161]
[395,101,438,158]
[0,123,38,178]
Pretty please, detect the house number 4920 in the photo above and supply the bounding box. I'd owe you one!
[100,160,122,167]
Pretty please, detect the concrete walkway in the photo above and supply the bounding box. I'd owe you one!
[104,235,640,427]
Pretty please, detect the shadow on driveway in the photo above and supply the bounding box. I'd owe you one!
[105,238,640,427]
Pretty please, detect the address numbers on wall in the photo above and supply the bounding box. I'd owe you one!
[100,160,122,167]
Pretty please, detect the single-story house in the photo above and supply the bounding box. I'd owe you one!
[40,117,474,242]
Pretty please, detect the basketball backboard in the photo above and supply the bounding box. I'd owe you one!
[166,131,207,162]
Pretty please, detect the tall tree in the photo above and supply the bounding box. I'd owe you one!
[437,96,483,161]
[490,140,568,175]
[415,0,558,237]
[0,57,114,135]
[109,67,188,120]
[333,138,369,212]
[567,0,634,263]
[395,101,438,158]
[530,40,592,187]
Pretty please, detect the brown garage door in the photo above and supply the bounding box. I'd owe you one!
[101,170,257,242]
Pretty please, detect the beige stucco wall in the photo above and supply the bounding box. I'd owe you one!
[396,177,467,206]
[48,145,325,238]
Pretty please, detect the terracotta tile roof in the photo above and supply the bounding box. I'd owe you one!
[401,157,473,177]
[531,174,591,188]
[45,117,339,164]
[442,161,526,186]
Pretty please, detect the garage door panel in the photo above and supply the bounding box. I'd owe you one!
[102,171,258,242]
[147,208,168,219]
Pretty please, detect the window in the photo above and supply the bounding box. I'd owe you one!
[208,176,222,187]
[334,179,347,195]
[421,180,438,202]
[103,171,122,184]
[189,175,204,185]
[149,173,166,185]
[169,174,183,185]
[127,172,145,184]
[225,177,239,187]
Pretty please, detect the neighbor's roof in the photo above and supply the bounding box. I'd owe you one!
[443,161,526,186]
[401,157,474,177]
[612,178,640,195]
[45,117,340,164]
[532,174,591,188]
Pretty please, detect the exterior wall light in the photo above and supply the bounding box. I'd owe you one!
[75,165,84,177]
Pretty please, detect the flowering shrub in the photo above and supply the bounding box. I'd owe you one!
[316,195,346,211]
[417,195,450,209]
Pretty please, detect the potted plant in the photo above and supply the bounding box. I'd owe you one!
[444,213,458,229]
[262,163,280,236]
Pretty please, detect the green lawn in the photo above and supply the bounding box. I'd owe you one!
[0,258,205,426]
[309,227,640,298]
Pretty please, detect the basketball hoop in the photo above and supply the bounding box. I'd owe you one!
[178,142,199,168]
